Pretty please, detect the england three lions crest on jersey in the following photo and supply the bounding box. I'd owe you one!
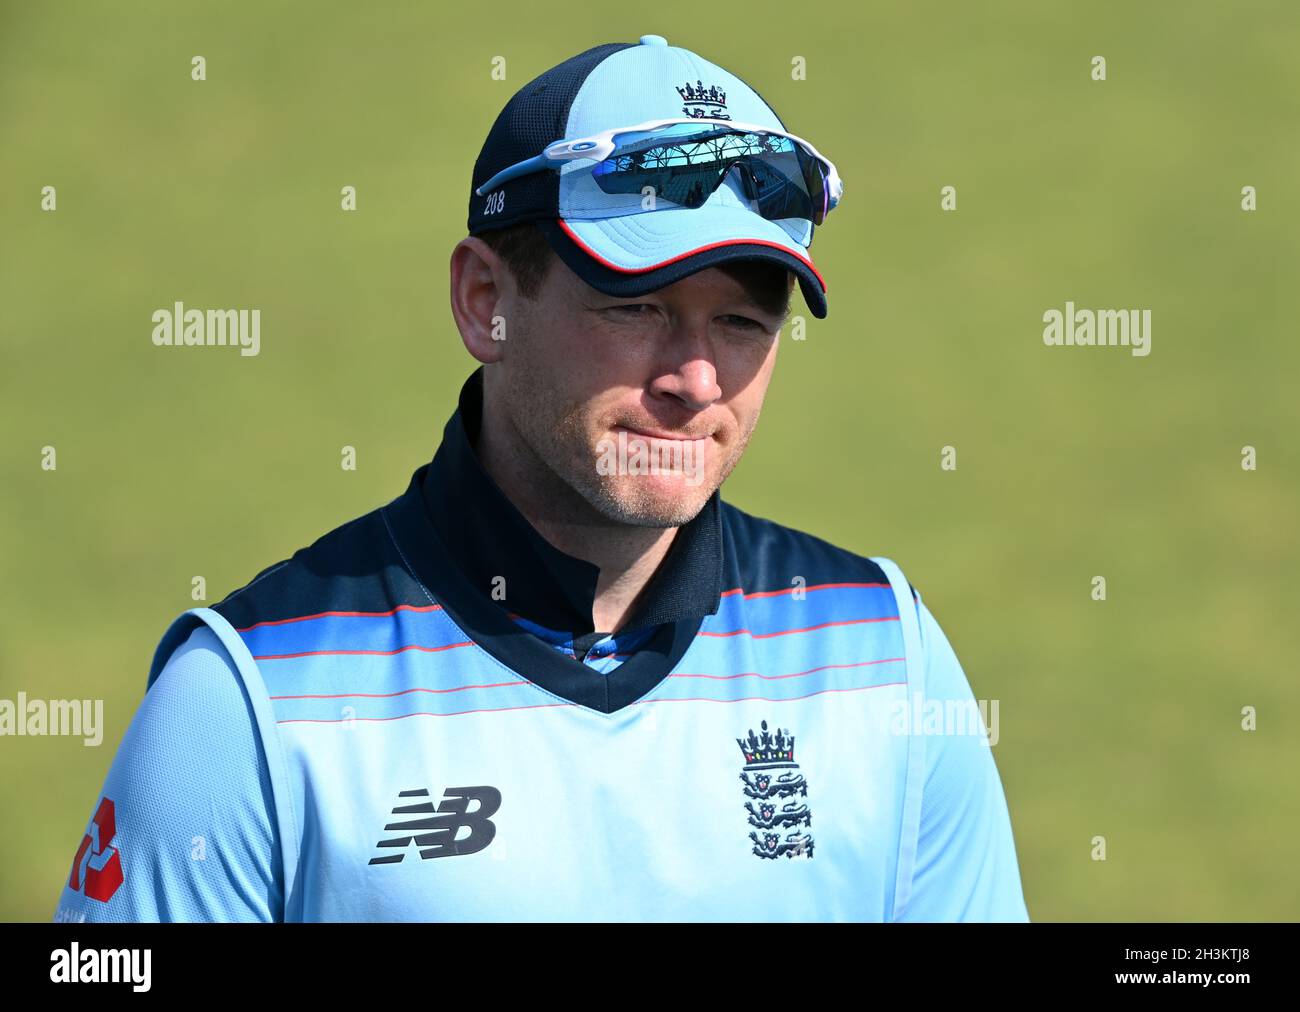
[739,720,813,860]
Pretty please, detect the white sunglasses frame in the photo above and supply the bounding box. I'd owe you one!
[474,115,843,220]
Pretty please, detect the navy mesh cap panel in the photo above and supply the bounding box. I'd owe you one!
[467,42,635,235]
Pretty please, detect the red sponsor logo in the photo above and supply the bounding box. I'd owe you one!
[69,797,124,902]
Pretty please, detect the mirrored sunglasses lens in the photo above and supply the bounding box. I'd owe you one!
[590,129,822,223]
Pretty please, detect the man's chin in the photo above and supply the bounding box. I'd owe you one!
[586,473,716,528]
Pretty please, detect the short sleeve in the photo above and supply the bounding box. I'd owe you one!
[895,597,1030,922]
[52,624,283,922]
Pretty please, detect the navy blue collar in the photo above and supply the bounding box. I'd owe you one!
[382,367,724,713]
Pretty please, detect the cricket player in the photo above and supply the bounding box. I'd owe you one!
[55,35,1029,922]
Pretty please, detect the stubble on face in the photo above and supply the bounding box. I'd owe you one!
[483,261,782,532]
[494,348,748,531]
[549,388,762,529]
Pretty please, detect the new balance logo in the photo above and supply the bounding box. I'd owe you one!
[369,786,501,864]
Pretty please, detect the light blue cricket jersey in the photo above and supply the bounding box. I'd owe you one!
[55,370,1029,922]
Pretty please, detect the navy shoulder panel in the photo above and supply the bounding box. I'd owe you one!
[719,499,915,599]
[211,501,426,632]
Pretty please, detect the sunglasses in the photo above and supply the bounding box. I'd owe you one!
[475,117,844,240]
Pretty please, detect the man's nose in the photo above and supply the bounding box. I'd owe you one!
[651,351,722,413]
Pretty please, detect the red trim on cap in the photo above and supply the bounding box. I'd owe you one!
[556,219,827,292]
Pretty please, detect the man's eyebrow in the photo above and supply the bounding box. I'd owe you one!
[739,290,794,329]
[733,274,796,324]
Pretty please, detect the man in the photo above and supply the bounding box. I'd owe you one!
[55,35,1028,922]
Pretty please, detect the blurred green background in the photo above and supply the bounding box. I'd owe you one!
[2,0,1297,921]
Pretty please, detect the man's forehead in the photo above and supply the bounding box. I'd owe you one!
[561,257,793,316]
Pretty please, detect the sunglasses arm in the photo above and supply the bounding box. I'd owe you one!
[475,155,549,196]
[826,166,844,211]
[475,118,740,197]
[475,134,628,196]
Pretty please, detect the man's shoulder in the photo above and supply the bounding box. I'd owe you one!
[210,496,423,632]
[718,498,909,595]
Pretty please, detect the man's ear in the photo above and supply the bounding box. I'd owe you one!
[450,236,511,365]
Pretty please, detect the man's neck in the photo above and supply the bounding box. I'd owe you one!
[474,408,678,634]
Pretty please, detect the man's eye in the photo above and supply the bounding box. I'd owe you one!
[604,306,766,331]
